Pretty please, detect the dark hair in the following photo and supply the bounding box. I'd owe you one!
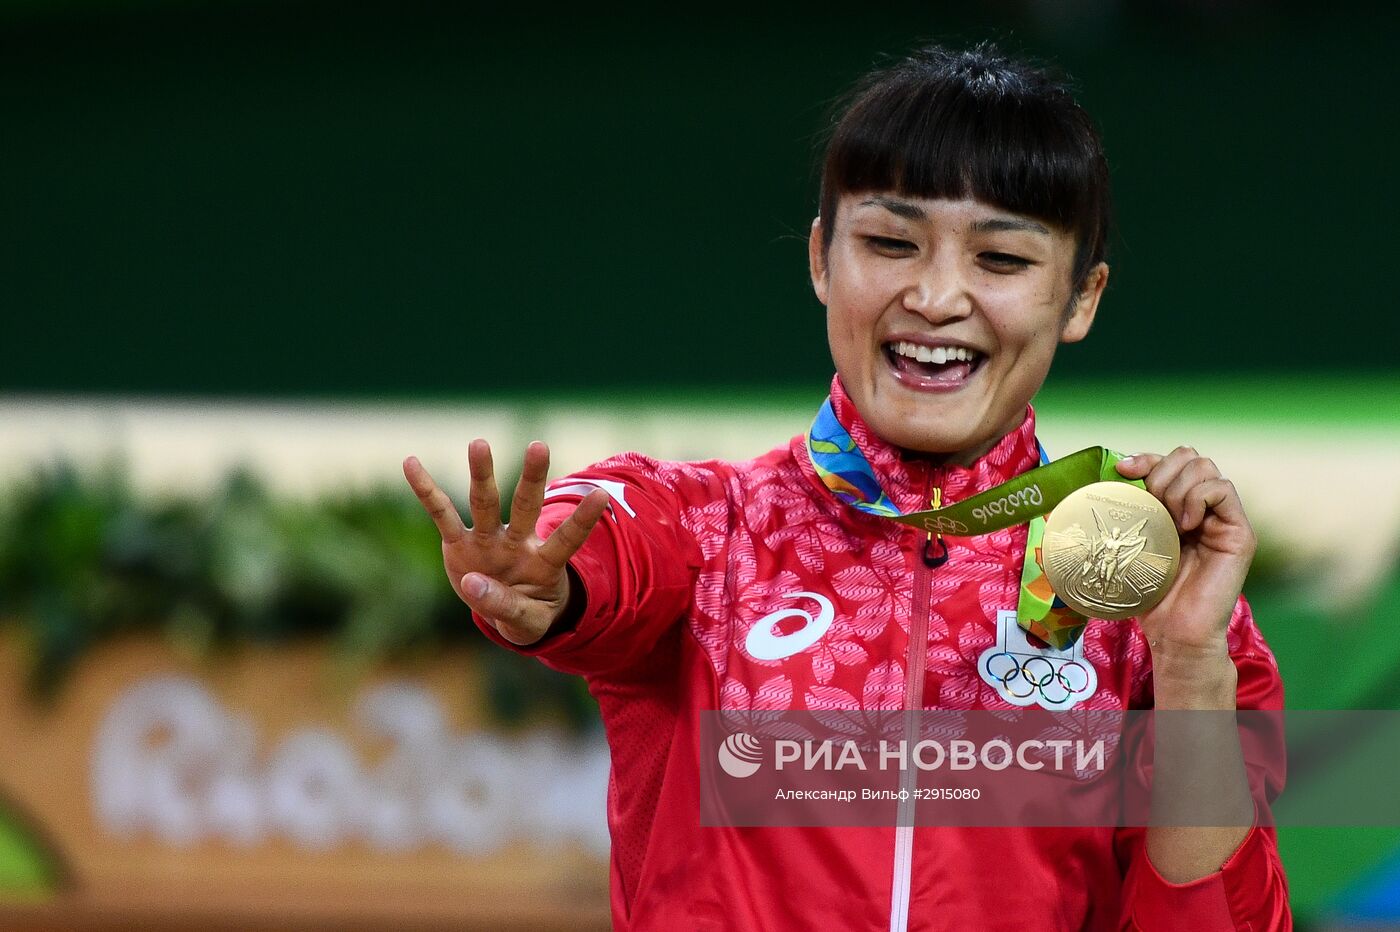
[818,42,1111,294]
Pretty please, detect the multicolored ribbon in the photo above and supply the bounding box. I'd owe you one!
[805,397,1140,649]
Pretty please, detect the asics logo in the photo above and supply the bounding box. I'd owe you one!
[744,591,835,661]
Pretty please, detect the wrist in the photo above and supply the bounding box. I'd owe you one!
[541,563,588,640]
[1150,640,1236,709]
[1150,634,1229,665]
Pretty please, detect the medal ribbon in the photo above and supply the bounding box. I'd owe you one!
[805,397,1140,649]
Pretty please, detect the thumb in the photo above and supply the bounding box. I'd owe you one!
[1114,453,1159,480]
[460,572,551,645]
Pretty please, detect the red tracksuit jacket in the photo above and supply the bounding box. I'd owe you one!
[474,376,1290,931]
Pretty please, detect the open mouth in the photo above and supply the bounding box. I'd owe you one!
[882,340,985,389]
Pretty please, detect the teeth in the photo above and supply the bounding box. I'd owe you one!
[891,341,977,364]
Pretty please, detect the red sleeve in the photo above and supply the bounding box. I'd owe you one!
[470,454,708,678]
[1116,595,1292,931]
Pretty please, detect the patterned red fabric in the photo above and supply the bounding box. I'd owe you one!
[472,374,1290,931]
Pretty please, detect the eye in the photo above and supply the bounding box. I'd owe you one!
[979,252,1033,272]
[864,235,917,256]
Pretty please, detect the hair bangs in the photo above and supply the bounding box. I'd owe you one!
[819,44,1111,291]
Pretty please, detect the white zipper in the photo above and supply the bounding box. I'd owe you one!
[888,705,922,932]
[890,474,939,931]
[888,804,916,931]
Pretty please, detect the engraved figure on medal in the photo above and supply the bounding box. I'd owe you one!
[1042,482,1181,621]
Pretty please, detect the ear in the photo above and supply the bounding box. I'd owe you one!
[808,216,829,306]
[1059,262,1109,344]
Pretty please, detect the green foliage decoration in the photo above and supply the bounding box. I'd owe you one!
[0,463,597,731]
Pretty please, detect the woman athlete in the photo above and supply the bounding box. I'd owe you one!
[404,43,1288,931]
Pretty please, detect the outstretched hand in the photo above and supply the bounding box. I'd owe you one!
[403,440,610,646]
[1115,446,1256,656]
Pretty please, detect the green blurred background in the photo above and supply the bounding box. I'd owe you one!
[2,0,1398,928]
[3,0,1396,396]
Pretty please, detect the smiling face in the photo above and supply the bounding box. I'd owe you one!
[809,194,1109,465]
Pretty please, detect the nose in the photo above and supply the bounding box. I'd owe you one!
[902,253,973,323]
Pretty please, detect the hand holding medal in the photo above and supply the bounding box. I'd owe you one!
[1112,447,1257,655]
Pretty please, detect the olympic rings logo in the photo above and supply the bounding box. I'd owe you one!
[980,652,1094,708]
[977,610,1100,710]
[922,515,969,535]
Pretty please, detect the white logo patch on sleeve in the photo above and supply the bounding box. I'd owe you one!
[977,610,1098,710]
[543,479,637,517]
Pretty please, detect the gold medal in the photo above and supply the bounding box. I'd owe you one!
[1041,482,1180,621]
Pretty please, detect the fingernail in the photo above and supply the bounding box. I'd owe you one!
[464,575,486,598]
[1121,454,1139,464]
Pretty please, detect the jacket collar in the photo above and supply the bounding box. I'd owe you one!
[813,373,1042,514]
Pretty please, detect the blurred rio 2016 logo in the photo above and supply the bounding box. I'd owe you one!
[91,677,610,855]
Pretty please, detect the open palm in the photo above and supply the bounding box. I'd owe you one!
[403,440,608,646]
